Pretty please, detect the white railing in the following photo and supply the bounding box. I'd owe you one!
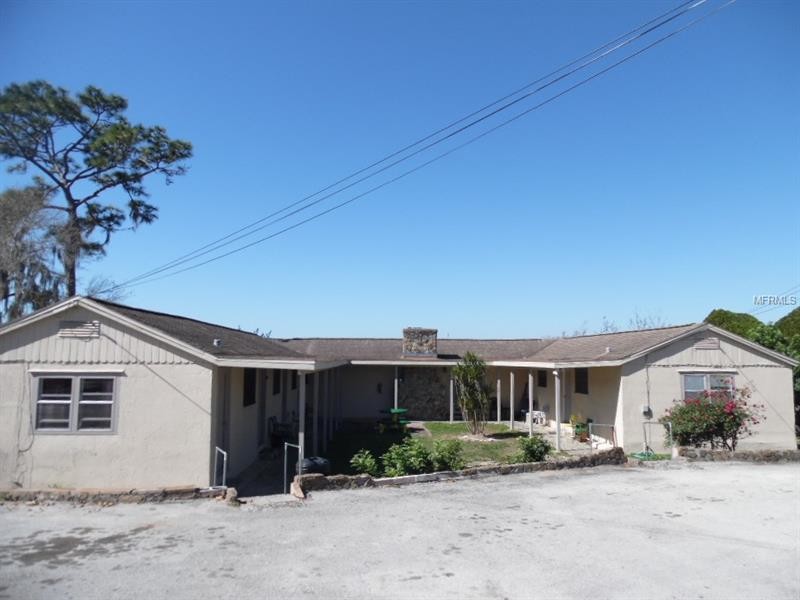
[213,446,228,488]
[587,423,617,453]
[283,442,301,494]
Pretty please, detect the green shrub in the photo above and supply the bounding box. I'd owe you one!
[380,438,432,477]
[514,434,552,463]
[349,449,380,476]
[431,439,465,472]
[661,387,763,451]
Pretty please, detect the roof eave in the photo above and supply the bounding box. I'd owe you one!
[215,358,348,371]
[704,324,800,368]
[0,296,82,338]
[619,323,708,365]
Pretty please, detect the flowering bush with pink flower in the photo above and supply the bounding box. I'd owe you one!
[660,387,765,451]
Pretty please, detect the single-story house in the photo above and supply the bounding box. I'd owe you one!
[0,296,796,490]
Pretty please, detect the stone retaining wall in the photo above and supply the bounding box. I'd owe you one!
[0,485,230,505]
[292,447,626,498]
[678,447,800,462]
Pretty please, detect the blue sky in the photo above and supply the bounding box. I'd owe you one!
[1,0,798,338]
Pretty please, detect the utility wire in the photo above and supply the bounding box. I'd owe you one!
[102,0,708,294]
[113,0,737,292]
[719,347,796,435]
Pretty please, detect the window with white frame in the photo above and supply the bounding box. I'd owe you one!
[682,372,735,400]
[35,376,116,433]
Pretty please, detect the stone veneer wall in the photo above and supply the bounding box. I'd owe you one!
[399,367,450,420]
[0,485,229,505]
[677,447,800,462]
[402,327,438,356]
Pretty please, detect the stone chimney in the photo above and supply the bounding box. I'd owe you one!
[402,327,438,357]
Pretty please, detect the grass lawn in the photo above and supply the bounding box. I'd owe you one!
[413,421,526,465]
[324,422,530,474]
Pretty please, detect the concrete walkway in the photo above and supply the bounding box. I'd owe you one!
[509,420,610,454]
[1,462,797,600]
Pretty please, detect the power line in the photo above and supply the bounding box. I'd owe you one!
[113,0,737,292]
[719,346,796,436]
[102,0,709,294]
[751,303,798,319]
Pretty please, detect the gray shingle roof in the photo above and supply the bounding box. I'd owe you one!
[279,338,550,362]
[523,324,702,362]
[90,298,703,364]
[91,299,308,360]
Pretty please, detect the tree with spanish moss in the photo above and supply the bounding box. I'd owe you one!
[0,81,192,298]
[0,186,62,321]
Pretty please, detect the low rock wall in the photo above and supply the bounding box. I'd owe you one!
[678,447,800,462]
[0,485,229,505]
[292,447,626,498]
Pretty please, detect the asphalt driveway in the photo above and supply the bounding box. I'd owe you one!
[1,462,798,600]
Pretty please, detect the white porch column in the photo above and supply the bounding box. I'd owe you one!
[449,375,454,423]
[280,370,287,421]
[496,376,501,424]
[509,371,515,430]
[298,372,306,473]
[394,366,399,410]
[312,372,319,456]
[553,369,562,452]
[528,370,534,438]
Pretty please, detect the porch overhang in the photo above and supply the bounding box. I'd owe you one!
[350,359,460,367]
[214,358,349,371]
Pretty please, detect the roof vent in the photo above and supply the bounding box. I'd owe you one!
[58,320,100,339]
[604,346,611,355]
[694,336,720,350]
[402,327,437,357]
[213,338,223,347]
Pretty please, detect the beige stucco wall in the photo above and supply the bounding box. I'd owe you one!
[568,366,623,445]
[621,331,796,452]
[222,367,258,478]
[340,365,394,418]
[0,307,214,489]
[215,367,291,479]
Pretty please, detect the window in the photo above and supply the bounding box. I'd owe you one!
[574,368,589,395]
[682,373,735,400]
[537,369,547,388]
[272,371,281,395]
[243,368,256,407]
[35,376,115,433]
[291,370,298,390]
[36,378,72,430]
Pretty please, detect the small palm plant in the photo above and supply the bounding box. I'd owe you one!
[452,351,490,435]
